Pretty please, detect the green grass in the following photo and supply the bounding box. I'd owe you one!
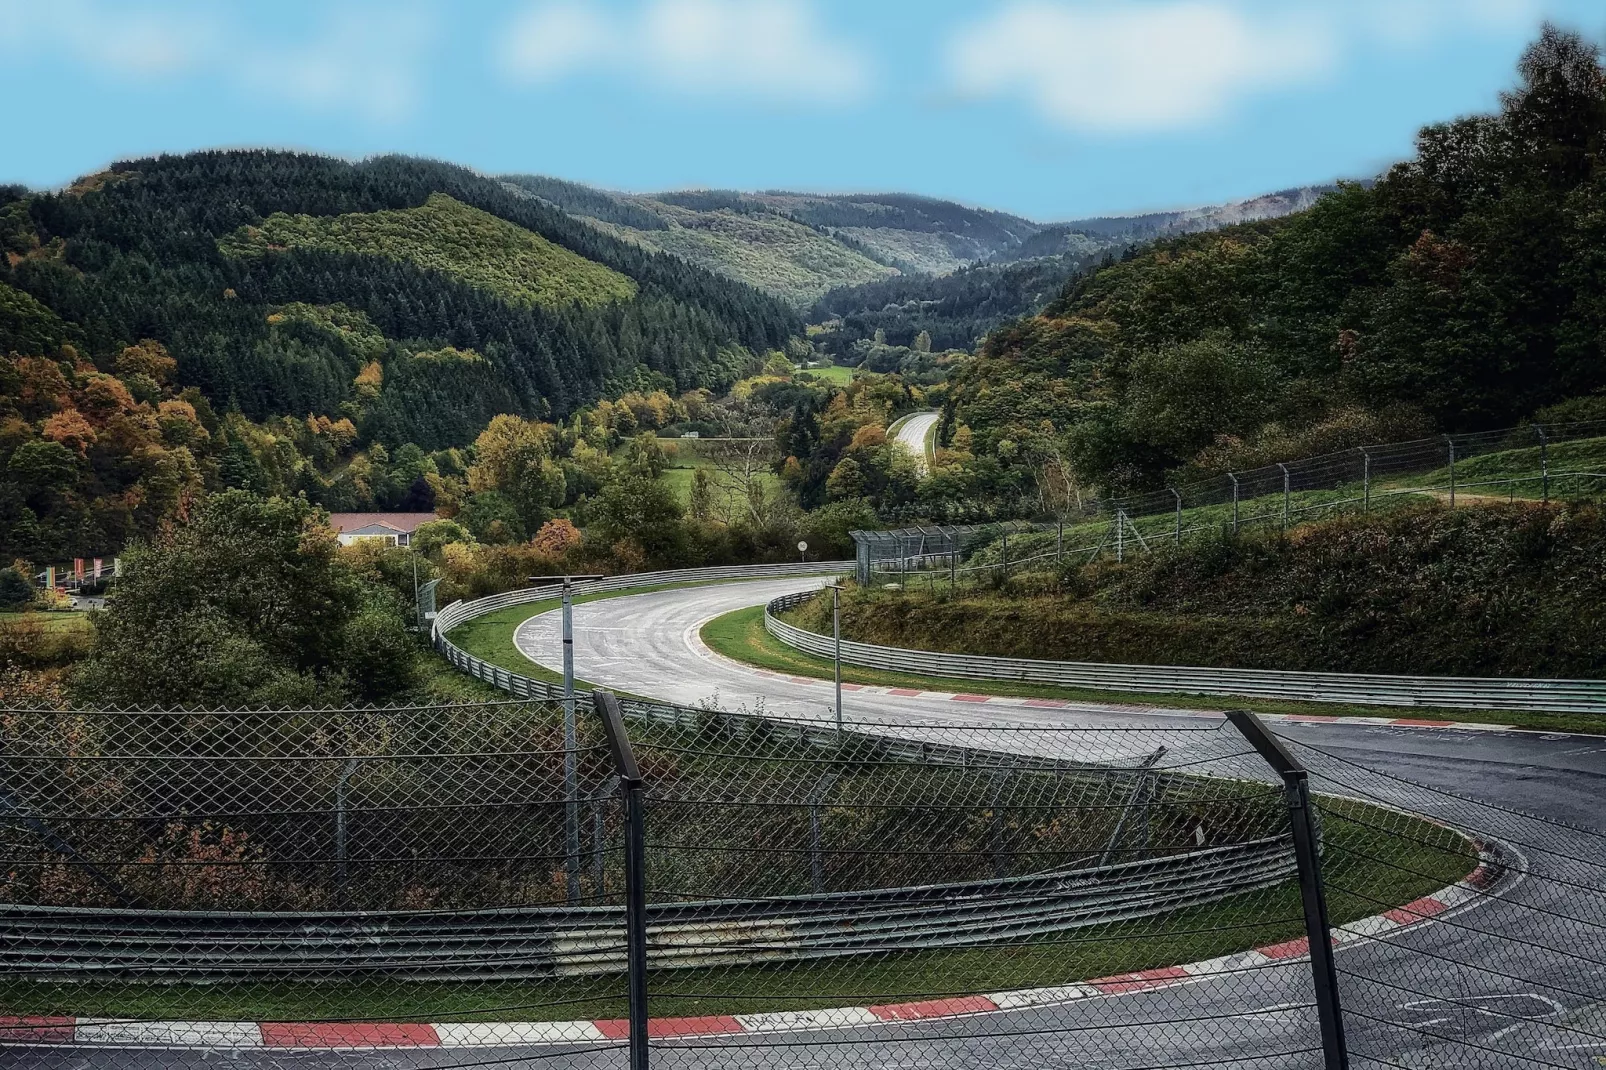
[221,193,637,309]
[701,603,1606,735]
[0,610,88,631]
[0,802,1470,1022]
[799,363,856,384]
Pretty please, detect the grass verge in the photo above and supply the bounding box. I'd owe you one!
[701,604,1604,735]
[0,799,1471,1022]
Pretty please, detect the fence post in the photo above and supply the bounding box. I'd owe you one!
[1537,425,1549,503]
[595,691,649,1070]
[809,772,840,893]
[1360,448,1371,513]
[334,758,360,910]
[1279,463,1290,529]
[1001,530,1009,578]
[1445,435,1457,508]
[563,578,581,903]
[1115,510,1125,562]
[1171,488,1182,545]
[1056,518,1063,563]
[1229,473,1240,534]
[1226,711,1349,1070]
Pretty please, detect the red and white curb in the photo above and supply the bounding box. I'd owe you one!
[737,668,1582,736]
[0,845,1505,1051]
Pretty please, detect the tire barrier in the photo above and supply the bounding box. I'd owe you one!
[765,590,1606,715]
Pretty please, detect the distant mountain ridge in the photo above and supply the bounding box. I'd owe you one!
[502,173,1338,309]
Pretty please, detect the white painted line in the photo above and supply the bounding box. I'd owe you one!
[73,1020,263,1048]
[434,1021,608,1047]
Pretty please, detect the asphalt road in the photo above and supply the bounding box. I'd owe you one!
[14,577,1606,1069]
[891,412,938,475]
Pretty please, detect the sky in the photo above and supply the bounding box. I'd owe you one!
[2,0,1603,223]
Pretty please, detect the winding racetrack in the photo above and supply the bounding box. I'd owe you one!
[891,411,938,474]
[25,577,1606,1069]
[504,577,1606,1068]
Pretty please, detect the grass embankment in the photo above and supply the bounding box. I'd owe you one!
[701,603,1602,734]
[855,504,1606,680]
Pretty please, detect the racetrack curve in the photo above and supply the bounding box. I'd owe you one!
[20,577,1606,1069]
[891,411,938,474]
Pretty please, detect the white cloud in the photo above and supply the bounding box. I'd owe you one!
[0,1,430,123]
[948,2,1333,133]
[945,0,1548,134]
[498,0,870,105]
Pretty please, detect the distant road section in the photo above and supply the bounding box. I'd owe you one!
[891,411,939,474]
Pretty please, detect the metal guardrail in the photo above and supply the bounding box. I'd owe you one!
[0,838,1289,980]
[431,560,855,638]
[765,591,1606,715]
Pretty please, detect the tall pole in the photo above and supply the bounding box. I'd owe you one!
[1445,435,1457,508]
[562,577,580,903]
[1229,473,1240,534]
[1279,463,1290,530]
[1116,510,1125,563]
[1171,488,1182,545]
[832,585,843,732]
[1537,425,1549,503]
[593,692,649,1070]
[1361,449,1371,513]
[1227,712,1349,1070]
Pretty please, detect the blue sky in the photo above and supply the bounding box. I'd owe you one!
[3,0,1602,222]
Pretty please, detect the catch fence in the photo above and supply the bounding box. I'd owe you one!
[853,418,1606,583]
[3,691,1603,1068]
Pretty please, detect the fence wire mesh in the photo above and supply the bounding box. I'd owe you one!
[856,418,1606,583]
[2,694,1603,1069]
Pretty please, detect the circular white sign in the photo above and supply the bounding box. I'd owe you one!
[797,541,808,552]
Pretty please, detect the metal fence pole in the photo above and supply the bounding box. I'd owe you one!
[1229,473,1240,534]
[1279,463,1291,529]
[1001,529,1009,578]
[334,758,360,910]
[595,691,649,1070]
[1537,424,1549,503]
[1171,488,1182,545]
[562,578,581,903]
[1360,448,1371,513]
[1226,711,1349,1070]
[1056,518,1063,562]
[1445,435,1457,508]
[1116,509,1125,562]
[832,584,843,731]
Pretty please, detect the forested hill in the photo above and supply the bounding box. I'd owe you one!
[943,26,1606,498]
[501,176,1042,304]
[0,151,798,448]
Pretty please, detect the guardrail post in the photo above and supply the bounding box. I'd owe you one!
[595,691,649,1070]
[1537,424,1549,503]
[1225,711,1348,1070]
[1229,473,1240,534]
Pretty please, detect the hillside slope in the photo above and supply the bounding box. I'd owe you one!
[1,151,799,445]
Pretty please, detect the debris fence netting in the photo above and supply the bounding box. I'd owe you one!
[0,696,1602,1067]
[856,418,1606,583]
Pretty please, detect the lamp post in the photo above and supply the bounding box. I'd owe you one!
[544,573,604,903]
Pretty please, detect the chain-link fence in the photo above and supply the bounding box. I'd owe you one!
[854,419,1606,583]
[3,693,1604,1068]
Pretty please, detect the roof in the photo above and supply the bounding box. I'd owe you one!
[326,512,439,534]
